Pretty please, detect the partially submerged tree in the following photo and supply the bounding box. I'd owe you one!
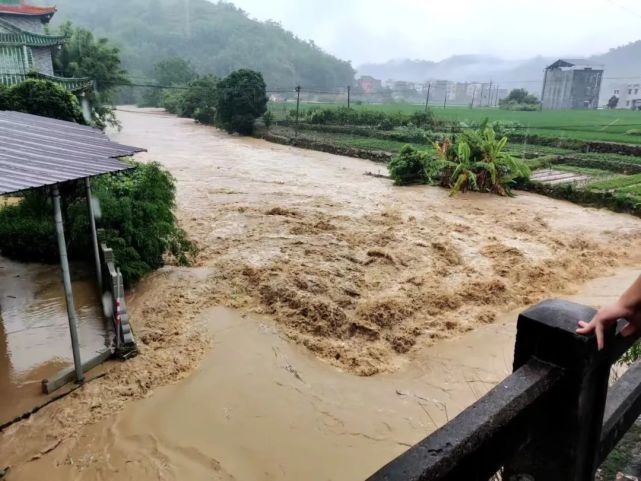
[215,69,268,135]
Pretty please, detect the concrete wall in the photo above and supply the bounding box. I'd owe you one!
[570,70,603,109]
[31,47,53,76]
[543,68,603,110]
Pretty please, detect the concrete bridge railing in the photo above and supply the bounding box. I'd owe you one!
[366,299,641,481]
[100,243,138,359]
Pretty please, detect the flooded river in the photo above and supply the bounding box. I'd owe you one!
[3,108,641,479]
[0,256,108,423]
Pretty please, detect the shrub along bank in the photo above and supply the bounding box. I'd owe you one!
[0,162,194,286]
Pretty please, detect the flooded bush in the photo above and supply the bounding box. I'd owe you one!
[0,162,195,286]
[388,145,431,185]
[389,123,530,196]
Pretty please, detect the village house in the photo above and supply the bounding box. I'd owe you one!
[613,83,641,110]
[541,59,604,110]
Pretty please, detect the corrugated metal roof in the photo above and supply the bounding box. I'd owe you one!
[0,111,145,195]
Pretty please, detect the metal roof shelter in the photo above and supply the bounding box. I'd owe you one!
[0,110,145,386]
[0,111,143,195]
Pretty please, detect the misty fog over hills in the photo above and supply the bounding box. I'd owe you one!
[358,40,641,96]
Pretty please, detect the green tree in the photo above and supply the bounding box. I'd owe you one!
[143,57,197,107]
[54,21,129,128]
[215,69,267,135]
[500,88,540,111]
[608,95,620,109]
[7,80,85,124]
[180,74,219,124]
[505,89,530,104]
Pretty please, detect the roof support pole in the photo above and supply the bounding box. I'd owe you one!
[52,184,84,384]
[85,178,102,293]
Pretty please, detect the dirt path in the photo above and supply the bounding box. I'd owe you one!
[2,108,641,479]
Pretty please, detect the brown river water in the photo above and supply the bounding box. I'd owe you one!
[2,108,641,480]
[0,257,108,424]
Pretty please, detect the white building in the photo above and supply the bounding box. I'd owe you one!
[613,83,641,110]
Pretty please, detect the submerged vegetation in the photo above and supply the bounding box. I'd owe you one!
[388,123,530,196]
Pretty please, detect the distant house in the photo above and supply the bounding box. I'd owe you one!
[541,59,604,110]
[613,83,641,110]
[357,75,382,95]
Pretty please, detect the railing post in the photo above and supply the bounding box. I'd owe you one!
[503,299,614,481]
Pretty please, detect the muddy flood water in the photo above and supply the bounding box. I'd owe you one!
[0,257,108,423]
[3,108,641,480]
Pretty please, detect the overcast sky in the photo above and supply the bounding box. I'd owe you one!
[226,0,641,65]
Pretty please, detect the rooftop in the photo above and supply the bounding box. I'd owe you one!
[0,111,145,195]
[0,18,64,46]
[0,1,56,17]
[547,59,605,70]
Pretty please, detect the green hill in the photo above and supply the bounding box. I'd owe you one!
[40,0,355,89]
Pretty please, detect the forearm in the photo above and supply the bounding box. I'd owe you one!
[618,275,641,314]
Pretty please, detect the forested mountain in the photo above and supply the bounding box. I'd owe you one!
[38,0,355,89]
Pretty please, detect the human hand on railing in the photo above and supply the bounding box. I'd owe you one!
[576,302,640,350]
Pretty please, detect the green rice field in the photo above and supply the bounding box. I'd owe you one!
[269,101,641,144]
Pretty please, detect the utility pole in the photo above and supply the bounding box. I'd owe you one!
[443,92,447,109]
[347,85,351,108]
[471,87,477,109]
[425,83,431,112]
[487,81,493,107]
[295,85,301,137]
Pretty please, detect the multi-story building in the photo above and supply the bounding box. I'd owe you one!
[613,83,641,110]
[541,59,604,110]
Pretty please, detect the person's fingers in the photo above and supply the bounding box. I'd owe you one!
[596,323,605,350]
[622,323,639,337]
[576,319,595,334]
